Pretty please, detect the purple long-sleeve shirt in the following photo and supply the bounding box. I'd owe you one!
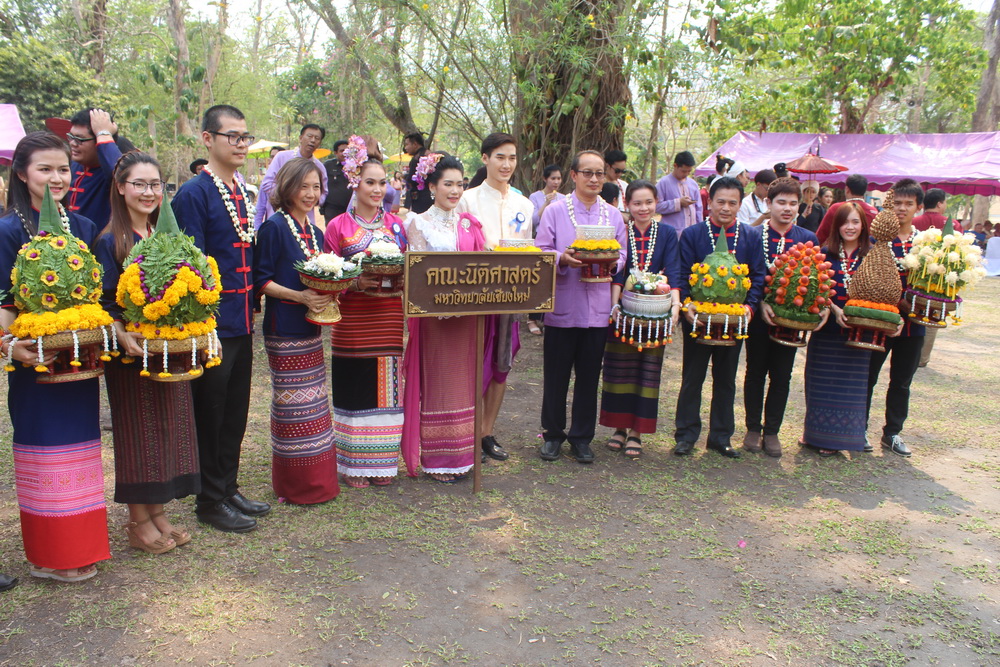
[253,149,328,228]
[655,173,702,237]
[536,192,627,328]
[529,189,566,233]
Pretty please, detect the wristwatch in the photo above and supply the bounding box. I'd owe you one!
[96,130,112,138]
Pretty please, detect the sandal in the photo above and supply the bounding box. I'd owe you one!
[527,320,543,336]
[149,511,191,546]
[623,436,642,459]
[426,472,469,484]
[343,476,370,489]
[371,477,394,486]
[125,519,176,554]
[606,430,627,452]
[30,564,97,583]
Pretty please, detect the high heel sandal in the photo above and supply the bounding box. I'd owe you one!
[125,518,176,554]
[149,511,192,546]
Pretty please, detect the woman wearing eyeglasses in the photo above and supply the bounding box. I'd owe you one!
[0,131,109,582]
[93,151,200,555]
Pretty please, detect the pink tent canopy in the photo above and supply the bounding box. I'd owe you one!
[696,131,1000,197]
[0,105,26,164]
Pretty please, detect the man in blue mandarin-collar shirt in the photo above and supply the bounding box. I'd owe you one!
[172,105,271,533]
[673,176,767,459]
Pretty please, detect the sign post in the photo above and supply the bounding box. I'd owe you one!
[404,251,558,493]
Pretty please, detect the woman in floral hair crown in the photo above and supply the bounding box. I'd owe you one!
[0,132,109,582]
[254,157,339,503]
[323,135,408,489]
[401,154,487,482]
[95,150,201,555]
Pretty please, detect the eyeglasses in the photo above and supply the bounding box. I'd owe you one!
[67,134,96,145]
[575,170,606,180]
[126,180,164,193]
[208,131,255,146]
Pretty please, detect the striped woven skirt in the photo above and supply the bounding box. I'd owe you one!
[8,367,110,570]
[599,336,666,434]
[105,360,200,504]
[331,355,403,479]
[802,327,872,451]
[265,335,339,504]
[417,317,476,475]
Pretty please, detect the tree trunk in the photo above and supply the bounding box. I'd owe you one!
[971,0,1000,225]
[201,0,228,108]
[510,0,631,190]
[165,0,194,181]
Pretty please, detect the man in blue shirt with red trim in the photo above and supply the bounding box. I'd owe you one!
[172,104,271,532]
[66,109,124,230]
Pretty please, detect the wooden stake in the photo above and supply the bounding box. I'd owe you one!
[473,315,484,494]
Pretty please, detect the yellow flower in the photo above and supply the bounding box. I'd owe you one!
[71,284,87,300]
[688,275,697,286]
[698,264,709,274]
[41,292,58,307]
[24,249,41,261]
[10,267,17,284]
[91,268,101,282]
[66,254,85,270]
[716,266,728,277]
[40,270,59,286]
[48,236,68,250]
[741,278,751,290]
[702,275,714,288]
[727,277,737,289]
[442,65,450,73]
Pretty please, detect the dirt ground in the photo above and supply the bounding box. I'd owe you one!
[1,281,998,667]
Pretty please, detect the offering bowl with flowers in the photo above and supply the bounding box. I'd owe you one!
[611,270,674,350]
[569,225,621,283]
[296,252,363,324]
[901,220,985,328]
[353,239,405,297]
[5,187,116,383]
[684,231,751,346]
[116,196,223,382]
[763,241,834,347]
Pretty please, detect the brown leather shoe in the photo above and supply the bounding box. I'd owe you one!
[762,434,782,458]
[742,431,762,452]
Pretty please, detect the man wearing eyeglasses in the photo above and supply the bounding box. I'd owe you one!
[172,104,270,534]
[536,150,628,464]
[604,149,629,213]
[66,108,126,230]
[253,124,329,229]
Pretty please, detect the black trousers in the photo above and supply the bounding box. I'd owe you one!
[541,326,607,445]
[866,333,924,438]
[674,321,743,448]
[743,318,798,435]
[191,334,253,507]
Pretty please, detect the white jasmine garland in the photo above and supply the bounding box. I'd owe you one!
[203,166,255,244]
[302,252,357,279]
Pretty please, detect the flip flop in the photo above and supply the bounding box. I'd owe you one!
[30,564,97,583]
[606,430,627,452]
[527,321,543,336]
[623,436,642,459]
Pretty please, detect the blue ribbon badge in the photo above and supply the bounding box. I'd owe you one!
[511,212,526,235]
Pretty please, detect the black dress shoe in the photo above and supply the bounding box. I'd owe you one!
[539,439,562,461]
[482,435,510,461]
[673,441,695,456]
[707,442,742,459]
[569,441,595,464]
[196,501,257,533]
[227,492,271,517]
[0,573,18,592]
[881,434,912,457]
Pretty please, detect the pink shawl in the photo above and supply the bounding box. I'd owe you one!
[401,212,486,476]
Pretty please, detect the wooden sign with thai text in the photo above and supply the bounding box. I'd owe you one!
[403,251,558,317]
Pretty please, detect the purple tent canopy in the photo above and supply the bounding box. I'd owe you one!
[0,105,26,164]
[696,131,1000,196]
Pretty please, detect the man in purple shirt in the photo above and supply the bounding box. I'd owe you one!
[536,150,627,463]
[655,151,703,237]
[253,124,328,228]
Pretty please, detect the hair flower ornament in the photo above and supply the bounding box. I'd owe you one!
[342,135,369,190]
[414,152,443,191]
